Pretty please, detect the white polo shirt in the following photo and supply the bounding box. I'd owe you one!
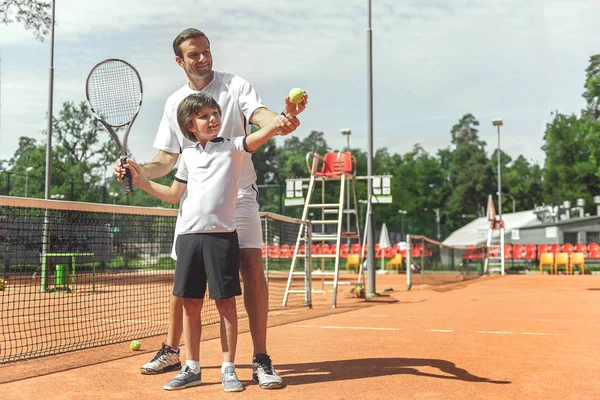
[174,136,249,235]
[153,71,265,190]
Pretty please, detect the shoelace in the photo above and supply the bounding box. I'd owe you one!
[176,366,193,378]
[223,371,238,381]
[256,360,275,375]
[150,347,167,362]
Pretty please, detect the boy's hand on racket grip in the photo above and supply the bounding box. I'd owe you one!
[122,159,146,187]
[113,159,127,183]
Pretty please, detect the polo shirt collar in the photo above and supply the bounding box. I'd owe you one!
[195,137,225,150]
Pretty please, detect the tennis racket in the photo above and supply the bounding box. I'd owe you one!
[86,59,143,195]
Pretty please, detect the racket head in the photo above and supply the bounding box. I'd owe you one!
[85,59,143,128]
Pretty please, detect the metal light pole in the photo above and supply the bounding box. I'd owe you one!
[41,0,56,293]
[366,0,376,297]
[398,209,407,240]
[497,191,515,213]
[340,128,352,241]
[492,118,505,275]
[25,167,33,197]
[45,0,56,200]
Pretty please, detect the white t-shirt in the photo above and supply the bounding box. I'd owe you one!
[174,137,249,234]
[153,71,265,189]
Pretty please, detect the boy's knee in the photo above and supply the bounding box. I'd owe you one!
[182,298,203,314]
[215,297,236,313]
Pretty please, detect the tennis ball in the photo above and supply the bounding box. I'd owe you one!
[288,88,305,104]
[0,278,6,291]
[130,340,141,351]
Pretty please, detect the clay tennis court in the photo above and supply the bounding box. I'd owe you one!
[1,274,599,399]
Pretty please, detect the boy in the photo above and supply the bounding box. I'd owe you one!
[125,93,300,391]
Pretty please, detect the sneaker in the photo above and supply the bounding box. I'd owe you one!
[252,354,283,389]
[222,366,244,392]
[140,343,181,375]
[163,366,201,391]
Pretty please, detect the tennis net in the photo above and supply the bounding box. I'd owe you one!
[0,196,310,364]
[406,234,487,289]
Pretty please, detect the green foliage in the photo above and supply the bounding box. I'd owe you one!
[0,0,51,41]
[3,54,600,242]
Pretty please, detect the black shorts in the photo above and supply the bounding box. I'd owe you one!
[173,231,242,300]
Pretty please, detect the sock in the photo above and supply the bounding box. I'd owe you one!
[221,362,235,374]
[164,344,178,353]
[185,360,201,374]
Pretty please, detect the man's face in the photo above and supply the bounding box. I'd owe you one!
[187,105,221,142]
[176,37,213,79]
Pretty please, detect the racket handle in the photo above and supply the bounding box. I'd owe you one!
[121,157,134,195]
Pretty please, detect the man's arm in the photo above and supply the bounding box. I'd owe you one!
[114,150,179,182]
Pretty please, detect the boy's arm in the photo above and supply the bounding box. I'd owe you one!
[114,150,179,182]
[245,114,299,153]
[124,159,186,204]
[250,95,307,136]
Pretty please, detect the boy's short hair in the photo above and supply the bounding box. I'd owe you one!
[173,28,210,58]
[177,93,222,141]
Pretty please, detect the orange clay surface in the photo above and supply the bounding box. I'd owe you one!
[1,274,599,399]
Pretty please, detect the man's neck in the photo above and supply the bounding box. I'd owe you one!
[188,71,215,91]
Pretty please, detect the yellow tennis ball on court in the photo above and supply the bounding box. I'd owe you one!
[288,88,305,104]
[130,340,141,351]
[0,278,6,291]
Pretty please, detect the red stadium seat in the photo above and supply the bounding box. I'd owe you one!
[268,245,280,258]
[538,244,549,254]
[588,242,600,253]
[549,244,561,254]
[350,244,361,255]
[589,249,600,259]
[329,244,338,255]
[512,244,524,260]
[562,243,574,255]
[575,243,588,257]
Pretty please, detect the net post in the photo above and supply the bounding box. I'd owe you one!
[40,210,50,293]
[304,221,312,308]
[500,226,505,275]
[406,233,411,291]
[263,216,269,284]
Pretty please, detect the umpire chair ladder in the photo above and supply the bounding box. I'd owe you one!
[283,151,362,308]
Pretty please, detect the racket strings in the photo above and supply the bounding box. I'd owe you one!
[87,60,142,127]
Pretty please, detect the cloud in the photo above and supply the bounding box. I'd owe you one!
[0,0,598,169]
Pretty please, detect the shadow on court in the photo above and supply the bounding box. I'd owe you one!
[227,358,510,386]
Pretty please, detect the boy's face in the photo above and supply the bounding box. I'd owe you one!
[187,105,222,142]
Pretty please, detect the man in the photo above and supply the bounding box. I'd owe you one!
[115,28,307,389]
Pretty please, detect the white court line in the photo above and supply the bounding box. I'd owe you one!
[476,330,564,336]
[426,329,454,333]
[291,324,401,331]
[269,311,298,316]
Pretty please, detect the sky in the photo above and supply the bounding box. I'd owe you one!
[0,0,599,171]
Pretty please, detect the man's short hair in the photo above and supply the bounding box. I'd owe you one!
[177,93,222,142]
[173,28,210,58]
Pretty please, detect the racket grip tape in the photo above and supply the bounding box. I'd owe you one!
[121,157,134,195]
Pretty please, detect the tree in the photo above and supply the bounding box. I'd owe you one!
[583,54,600,121]
[0,0,51,41]
[445,114,493,230]
[50,101,118,202]
[541,113,597,207]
